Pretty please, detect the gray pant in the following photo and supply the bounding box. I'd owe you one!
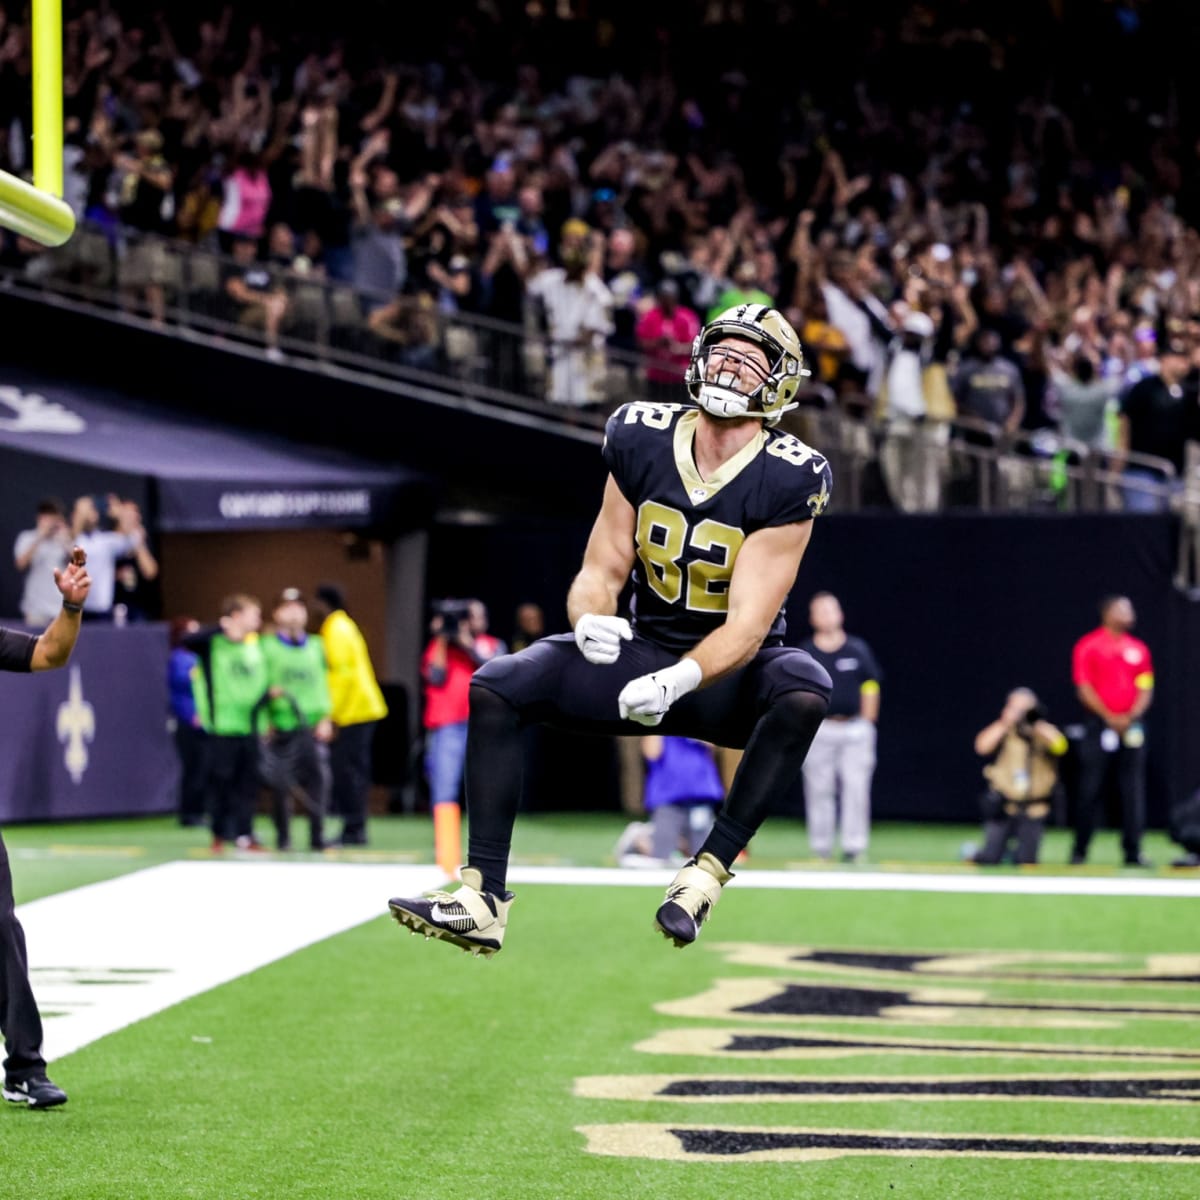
[976,812,1044,865]
[802,717,877,856]
[650,804,716,861]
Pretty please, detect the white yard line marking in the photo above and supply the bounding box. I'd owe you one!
[19,860,443,1062]
[506,865,1200,898]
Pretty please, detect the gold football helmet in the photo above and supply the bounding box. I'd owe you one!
[685,304,810,425]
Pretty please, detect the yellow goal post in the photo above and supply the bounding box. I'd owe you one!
[0,0,75,246]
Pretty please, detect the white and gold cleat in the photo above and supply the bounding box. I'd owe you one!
[388,867,514,958]
[654,852,732,948]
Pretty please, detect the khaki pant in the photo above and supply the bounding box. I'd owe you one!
[880,419,949,513]
[801,717,877,857]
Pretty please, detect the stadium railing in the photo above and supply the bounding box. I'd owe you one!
[0,220,1187,519]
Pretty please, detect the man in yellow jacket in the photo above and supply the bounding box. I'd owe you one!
[313,585,388,845]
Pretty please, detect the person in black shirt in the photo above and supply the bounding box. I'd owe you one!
[1118,343,1198,512]
[222,236,290,360]
[799,592,883,864]
[1,546,91,1109]
[115,129,176,325]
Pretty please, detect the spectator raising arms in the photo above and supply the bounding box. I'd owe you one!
[68,494,157,622]
[13,500,71,627]
[5,2,1200,495]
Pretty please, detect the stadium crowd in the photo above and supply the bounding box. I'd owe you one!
[2,1,1200,500]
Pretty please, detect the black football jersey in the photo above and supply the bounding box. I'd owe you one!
[602,402,832,653]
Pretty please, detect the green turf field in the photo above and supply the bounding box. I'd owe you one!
[3,814,1199,1199]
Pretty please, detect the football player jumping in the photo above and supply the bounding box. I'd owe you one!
[389,305,833,954]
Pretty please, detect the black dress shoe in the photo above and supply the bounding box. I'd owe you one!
[1123,854,1153,868]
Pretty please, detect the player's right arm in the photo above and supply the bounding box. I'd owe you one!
[568,475,636,624]
[567,475,637,664]
[30,548,90,672]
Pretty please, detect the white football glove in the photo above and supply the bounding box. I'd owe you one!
[573,613,633,664]
[618,659,703,727]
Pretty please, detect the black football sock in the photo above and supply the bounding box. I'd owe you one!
[465,836,512,899]
[700,813,757,870]
[464,683,524,895]
[700,689,828,870]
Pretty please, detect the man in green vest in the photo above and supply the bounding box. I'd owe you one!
[186,595,269,851]
[260,588,333,851]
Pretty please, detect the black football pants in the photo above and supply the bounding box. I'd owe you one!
[0,830,46,1081]
[464,634,831,892]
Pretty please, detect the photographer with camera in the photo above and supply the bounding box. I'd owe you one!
[421,600,507,875]
[971,688,1068,866]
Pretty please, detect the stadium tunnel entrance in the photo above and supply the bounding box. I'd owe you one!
[0,371,434,818]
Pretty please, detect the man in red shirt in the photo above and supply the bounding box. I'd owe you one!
[421,600,506,873]
[1070,595,1154,866]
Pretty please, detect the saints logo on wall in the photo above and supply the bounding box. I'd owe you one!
[56,665,95,784]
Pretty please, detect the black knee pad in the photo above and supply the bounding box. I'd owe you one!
[767,688,829,742]
[469,680,520,729]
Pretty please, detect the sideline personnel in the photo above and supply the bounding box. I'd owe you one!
[1070,595,1154,867]
[1,545,92,1108]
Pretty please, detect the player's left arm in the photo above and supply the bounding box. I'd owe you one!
[859,642,882,722]
[686,520,814,684]
[859,680,881,723]
[1129,650,1154,721]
